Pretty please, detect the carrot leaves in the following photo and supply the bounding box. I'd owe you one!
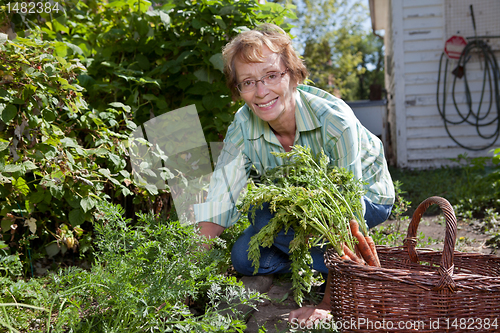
[239,145,366,305]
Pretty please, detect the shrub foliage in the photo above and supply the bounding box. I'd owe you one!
[0,0,296,272]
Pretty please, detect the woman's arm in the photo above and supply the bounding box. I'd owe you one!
[198,221,225,250]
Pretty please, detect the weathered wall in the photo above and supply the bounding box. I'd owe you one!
[384,0,500,169]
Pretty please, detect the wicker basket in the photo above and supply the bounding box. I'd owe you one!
[325,196,500,333]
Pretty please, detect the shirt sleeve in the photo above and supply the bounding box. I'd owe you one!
[324,117,363,181]
[324,114,366,218]
[193,121,252,228]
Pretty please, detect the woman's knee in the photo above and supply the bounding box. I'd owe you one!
[231,229,255,276]
[364,197,393,229]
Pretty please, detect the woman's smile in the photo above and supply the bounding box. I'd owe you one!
[256,97,279,109]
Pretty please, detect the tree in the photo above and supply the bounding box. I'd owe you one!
[272,0,384,100]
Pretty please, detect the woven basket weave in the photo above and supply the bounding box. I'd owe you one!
[325,196,500,333]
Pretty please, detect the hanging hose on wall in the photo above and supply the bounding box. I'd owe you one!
[436,6,500,151]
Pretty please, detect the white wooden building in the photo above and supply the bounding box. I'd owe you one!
[369,0,500,169]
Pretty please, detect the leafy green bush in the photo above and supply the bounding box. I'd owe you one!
[1,202,263,332]
[35,0,297,142]
[1,0,297,272]
[450,153,500,218]
[0,33,147,271]
[0,240,22,277]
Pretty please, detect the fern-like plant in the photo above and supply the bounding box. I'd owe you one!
[238,145,366,305]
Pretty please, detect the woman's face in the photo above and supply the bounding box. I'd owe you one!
[234,46,297,124]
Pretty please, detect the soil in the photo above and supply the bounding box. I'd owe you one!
[244,215,499,333]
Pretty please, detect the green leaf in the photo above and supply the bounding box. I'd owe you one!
[12,177,29,196]
[194,68,212,83]
[187,82,212,95]
[1,218,13,234]
[119,170,130,178]
[69,208,85,227]
[30,189,47,204]
[209,53,224,72]
[159,11,171,29]
[136,54,150,70]
[202,95,220,110]
[64,42,84,56]
[1,104,17,123]
[45,243,60,257]
[4,164,22,173]
[99,168,111,178]
[49,184,64,200]
[80,197,96,213]
[215,18,226,30]
[22,84,37,100]
[65,193,81,209]
[0,141,8,152]
[54,42,68,57]
[36,144,58,159]
[108,153,122,167]
[73,147,88,157]
[192,19,202,29]
[120,187,132,196]
[11,98,24,105]
[42,109,56,122]
[22,160,38,171]
[60,137,78,148]
[142,94,158,101]
[144,183,158,196]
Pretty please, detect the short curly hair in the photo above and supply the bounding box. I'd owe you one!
[222,23,308,100]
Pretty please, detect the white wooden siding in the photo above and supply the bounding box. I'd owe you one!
[399,0,446,168]
[373,0,500,168]
[391,0,407,167]
[383,0,397,165]
[394,0,500,168]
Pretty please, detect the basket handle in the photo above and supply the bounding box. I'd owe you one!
[403,196,458,292]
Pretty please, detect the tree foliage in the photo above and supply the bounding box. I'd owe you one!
[276,0,384,100]
[30,0,296,142]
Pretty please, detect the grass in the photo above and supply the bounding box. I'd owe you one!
[389,154,500,218]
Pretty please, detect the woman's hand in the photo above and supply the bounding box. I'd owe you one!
[288,271,333,328]
[288,301,332,328]
[198,222,224,250]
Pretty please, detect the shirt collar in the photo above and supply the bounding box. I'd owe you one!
[247,90,322,141]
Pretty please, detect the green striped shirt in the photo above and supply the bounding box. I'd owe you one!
[194,85,395,228]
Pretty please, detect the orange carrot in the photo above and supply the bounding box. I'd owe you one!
[354,243,365,264]
[365,235,381,267]
[342,243,363,264]
[349,220,379,267]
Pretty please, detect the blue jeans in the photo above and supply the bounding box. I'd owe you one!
[231,197,392,276]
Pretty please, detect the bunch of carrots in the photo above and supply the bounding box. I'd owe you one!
[240,146,379,304]
[341,219,381,267]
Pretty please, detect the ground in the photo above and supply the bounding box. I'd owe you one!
[243,215,498,333]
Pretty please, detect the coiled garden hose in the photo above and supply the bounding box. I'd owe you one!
[436,39,500,151]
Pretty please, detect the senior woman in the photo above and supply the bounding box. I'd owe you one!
[195,23,395,325]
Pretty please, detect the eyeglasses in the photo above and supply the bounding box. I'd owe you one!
[236,68,288,93]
